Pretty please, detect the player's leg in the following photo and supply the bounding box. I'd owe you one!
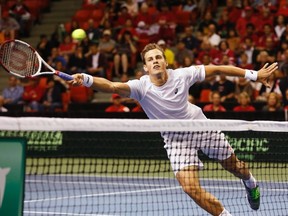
[219,154,260,210]
[176,166,231,216]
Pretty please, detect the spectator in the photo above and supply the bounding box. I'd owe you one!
[131,101,143,112]
[218,9,235,39]
[226,28,241,53]
[67,45,87,74]
[0,11,20,41]
[36,34,52,62]
[58,34,77,57]
[205,23,221,47]
[255,72,282,102]
[274,14,286,40]
[240,37,258,66]
[203,91,226,112]
[174,40,194,67]
[256,24,278,51]
[85,43,107,77]
[198,11,218,35]
[86,18,102,43]
[0,96,8,112]
[254,50,274,71]
[157,39,175,68]
[223,0,241,25]
[98,29,116,62]
[113,30,137,77]
[116,5,133,27]
[211,74,235,102]
[238,52,254,70]
[234,77,254,101]
[121,0,139,17]
[196,39,219,65]
[9,0,32,37]
[276,40,288,62]
[181,26,200,54]
[105,94,130,112]
[182,0,197,12]
[233,91,256,112]
[262,92,283,112]
[240,23,259,45]
[134,2,155,26]
[215,40,235,65]
[2,76,24,105]
[236,6,261,37]
[40,78,67,112]
[22,78,46,112]
[47,47,67,69]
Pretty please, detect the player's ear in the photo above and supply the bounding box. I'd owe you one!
[143,64,148,72]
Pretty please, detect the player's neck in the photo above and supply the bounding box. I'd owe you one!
[150,71,168,87]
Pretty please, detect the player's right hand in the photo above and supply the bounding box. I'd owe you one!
[69,73,84,86]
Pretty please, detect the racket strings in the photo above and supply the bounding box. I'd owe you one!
[0,42,39,76]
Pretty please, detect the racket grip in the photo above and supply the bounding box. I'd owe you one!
[56,71,73,81]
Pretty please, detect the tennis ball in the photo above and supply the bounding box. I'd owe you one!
[71,29,86,41]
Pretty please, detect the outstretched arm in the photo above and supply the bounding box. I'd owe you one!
[204,63,278,88]
[70,74,131,97]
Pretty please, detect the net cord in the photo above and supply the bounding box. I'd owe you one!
[0,117,287,132]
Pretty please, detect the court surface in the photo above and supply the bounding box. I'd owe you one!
[24,174,288,216]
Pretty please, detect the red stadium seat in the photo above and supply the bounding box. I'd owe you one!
[73,9,91,23]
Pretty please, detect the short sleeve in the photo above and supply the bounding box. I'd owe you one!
[126,79,143,101]
[174,65,206,86]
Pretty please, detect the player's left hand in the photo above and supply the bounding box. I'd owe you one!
[257,62,278,88]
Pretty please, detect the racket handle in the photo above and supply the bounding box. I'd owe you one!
[56,71,73,81]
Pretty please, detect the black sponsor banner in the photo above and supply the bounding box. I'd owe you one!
[0,131,287,162]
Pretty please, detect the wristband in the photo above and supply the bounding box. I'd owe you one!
[244,69,258,81]
[81,73,94,87]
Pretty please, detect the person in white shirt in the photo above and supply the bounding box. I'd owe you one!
[70,43,278,216]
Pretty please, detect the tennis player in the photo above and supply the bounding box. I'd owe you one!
[71,43,278,216]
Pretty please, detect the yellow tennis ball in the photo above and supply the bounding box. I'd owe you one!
[71,29,86,41]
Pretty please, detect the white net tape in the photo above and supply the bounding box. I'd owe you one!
[0,117,287,132]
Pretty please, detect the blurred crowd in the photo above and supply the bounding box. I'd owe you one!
[1,0,288,113]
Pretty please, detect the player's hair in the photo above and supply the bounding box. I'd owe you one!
[140,43,166,64]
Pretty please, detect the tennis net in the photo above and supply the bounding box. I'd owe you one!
[0,117,287,216]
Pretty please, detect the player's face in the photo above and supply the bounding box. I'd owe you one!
[143,49,167,75]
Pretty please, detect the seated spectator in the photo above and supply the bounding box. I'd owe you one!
[157,39,175,68]
[203,91,226,112]
[85,43,107,77]
[181,26,200,54]
[233,91,256,112]
[234,76,254,101]
[211,74,236,102]
[2,76,24,105]
[98,29,116,62]
[47,47,67,69]
[58,34,77,57]
[9,0,32,37]
[182,0,197,12]
[215,40,235,65]
[105,94,130,112]
[0,96,8,112]
[67,45,87,74]
[121,0,139,17]
[134,2,155,26]
[0,11,20,41]
[226,28,240,53]
[22,78,45,112]
[86,18,102,43]
[174,40,193,67]
[262,92,283,112]
[36,34,52,62]
[40,78,67,112]
[274,14,286,40]
[218,9,235,39]
[205,23,221,48]
[237,52,253,70]
[113,30,137,77]
[255,72,282,102]
[131,101,143,112]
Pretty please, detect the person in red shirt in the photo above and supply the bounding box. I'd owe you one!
[105,94,130,112]
[233,91,256,112]
[22,78,46,112]
[203,91,226,112]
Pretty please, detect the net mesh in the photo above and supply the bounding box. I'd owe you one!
[0,40,39,76]
[0,117,287,216]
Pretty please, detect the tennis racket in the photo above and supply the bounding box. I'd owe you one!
[0,39,73,80]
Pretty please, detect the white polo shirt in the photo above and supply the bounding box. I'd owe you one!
[127,65,207,120]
